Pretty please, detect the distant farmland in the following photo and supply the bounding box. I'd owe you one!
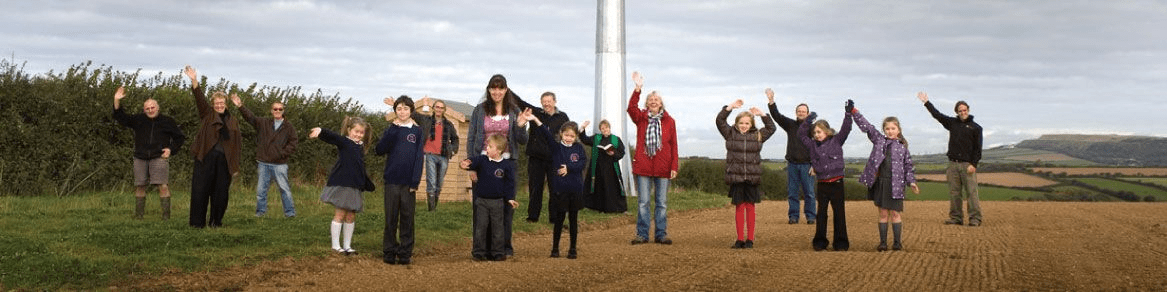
[916,172,1058,188]
[1032,167,1167,176]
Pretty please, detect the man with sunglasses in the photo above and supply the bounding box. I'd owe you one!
[235,96,299,218]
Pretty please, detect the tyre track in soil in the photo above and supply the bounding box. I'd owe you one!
[134,201,1167,291]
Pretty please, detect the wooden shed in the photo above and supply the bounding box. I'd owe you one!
[412,100,476,202]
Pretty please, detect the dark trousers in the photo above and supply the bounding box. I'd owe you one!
[813,180,849,250]
[526,156,551,222]
[473,198,506,258]
[190,149,231,228]
[383,184,416,259]
[550,193,579,251]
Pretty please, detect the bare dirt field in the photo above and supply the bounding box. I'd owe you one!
[916,172,1059,188]
[133,201,1167,291]
[1032,167,1167,176]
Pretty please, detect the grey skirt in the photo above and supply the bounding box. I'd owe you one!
[321,186,363,212]
[869,177,903,212]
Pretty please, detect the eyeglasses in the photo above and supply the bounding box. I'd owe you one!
[272,108,284,111]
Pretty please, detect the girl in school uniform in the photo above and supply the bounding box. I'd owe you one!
[309,117,375,255]
[852,102,920,251]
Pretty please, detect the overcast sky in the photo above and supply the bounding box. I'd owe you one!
[4,0,1165,158]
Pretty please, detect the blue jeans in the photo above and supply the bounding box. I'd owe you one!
[424,154,449,195]
[635,175,670,240]
[256,161,295,216]
[786,163,815,221]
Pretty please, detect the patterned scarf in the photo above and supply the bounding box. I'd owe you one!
[646,111,663,157]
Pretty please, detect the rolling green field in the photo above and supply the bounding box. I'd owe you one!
[1074,178,1167,201]
[911,181,1045,201]
[0,185,724,290]
[1117,177,1167,188]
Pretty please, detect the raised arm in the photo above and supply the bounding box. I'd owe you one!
[920,92,954,129]
[767,100,796,130]
[850,106,885,142]
[237,97,260,129]
[112,86,134,127]
[754,107,777,142]
[185,65,211,118]
[714,103,736,139]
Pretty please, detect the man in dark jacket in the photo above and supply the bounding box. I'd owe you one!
[235,96,299,218]
[113,86,186,220]
[516,92,570,223]
[766,88,816,225]
[919,92,984,226]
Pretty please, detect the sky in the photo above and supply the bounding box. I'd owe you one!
[3,0,1166,158]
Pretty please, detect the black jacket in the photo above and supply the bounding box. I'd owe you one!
[113,107,186,160]
[413,113,460,158]
[925,101,983,168]
[516,96,570,161]
[768,102,812,164]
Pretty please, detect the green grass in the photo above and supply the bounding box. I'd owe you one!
[1117,177,1167,188]
[910,181,1045,201]
[0,184,724,290]
[1074,178,1167,201]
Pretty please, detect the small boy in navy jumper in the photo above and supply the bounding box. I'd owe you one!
[375,95,426,265]
[460,134,520,261]
[528,113,587,259]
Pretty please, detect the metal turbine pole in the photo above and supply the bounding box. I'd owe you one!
[595,0,636,197]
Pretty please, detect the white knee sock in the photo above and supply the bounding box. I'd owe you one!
[330,221,342,250]
[343,222,355,251]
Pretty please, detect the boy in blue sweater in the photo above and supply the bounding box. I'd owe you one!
[460,134,520,261]
[529,113,587,259]
[375,95,425,265]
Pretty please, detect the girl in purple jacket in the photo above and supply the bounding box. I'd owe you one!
[797,100,854,251]
[852,102,919,252]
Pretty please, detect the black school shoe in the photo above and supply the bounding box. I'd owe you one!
[383,255,397,265]
[788,219,798,224]
[567,249,577,259]
[492,254,507,261]
[877,242,888,252]
[944,219,963,225]
[892,242,902,251]
[550,249,560,258]
[732,240,745,249]
[631,237,650,245]
[397,257,412,265]
[744,240,754,249]
[655,237,673,245]
[472,255,488,261]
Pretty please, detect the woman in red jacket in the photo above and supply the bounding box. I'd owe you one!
[627,71,679,245]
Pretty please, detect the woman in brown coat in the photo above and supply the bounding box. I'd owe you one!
[184,65,243,228]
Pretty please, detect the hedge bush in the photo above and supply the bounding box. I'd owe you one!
[0,59,390,196]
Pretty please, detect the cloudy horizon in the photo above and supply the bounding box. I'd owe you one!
[4,0,1165,158]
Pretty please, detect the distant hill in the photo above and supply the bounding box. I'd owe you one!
[1015,135,1167,166]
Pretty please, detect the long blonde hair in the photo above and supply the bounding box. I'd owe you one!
[814,120,836,137]
[882,116,908,149]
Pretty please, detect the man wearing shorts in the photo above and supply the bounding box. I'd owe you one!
[113,86,186,220]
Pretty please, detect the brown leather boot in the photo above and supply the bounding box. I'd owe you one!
[161,197,171,220]
[134,197,146,220]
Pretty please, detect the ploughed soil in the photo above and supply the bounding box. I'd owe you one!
[131,201,1167,291]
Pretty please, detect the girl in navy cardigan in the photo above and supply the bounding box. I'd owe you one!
[798,100,854,251]
[309,117,375,255]
[528,112,587,259]
[853,102,919,252]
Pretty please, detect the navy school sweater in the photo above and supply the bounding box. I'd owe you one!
[466,155,517,200]
[375,122,425,189]
[534,124,587,194]
[319,129,374,191]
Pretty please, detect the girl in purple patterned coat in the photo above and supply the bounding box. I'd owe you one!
[852,102,920,252]
[798,100,854,251]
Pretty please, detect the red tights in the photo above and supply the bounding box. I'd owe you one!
[734,203,756,241]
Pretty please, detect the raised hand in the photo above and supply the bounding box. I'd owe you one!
[230,93,242,107]
[183,65,198,86]
[383,97,393,106]
[308,127,322,139]
[580,120,590,131]
[845,99,855,113]
[749,107,763,116]
[114,86,126,101]
[765,88,775,104]
[729,99,744,110]
[807,111,818,122]
[632,71,644,90]
[917,91,929,103]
